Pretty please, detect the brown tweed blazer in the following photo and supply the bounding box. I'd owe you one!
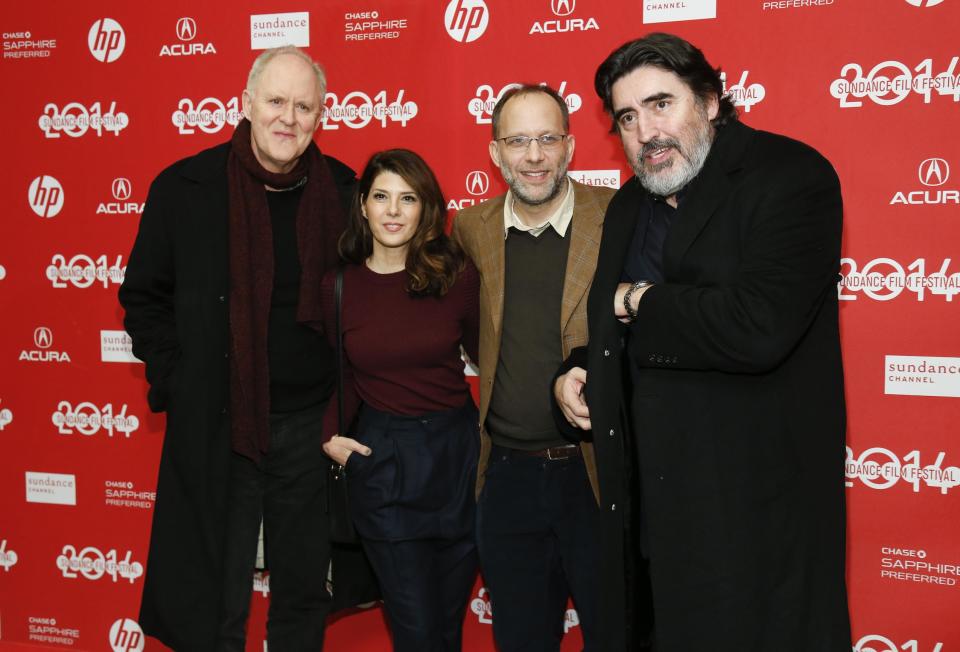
[452,179,615,503]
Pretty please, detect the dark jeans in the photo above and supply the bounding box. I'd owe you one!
[216,402,332,652]
[476,445,600,652]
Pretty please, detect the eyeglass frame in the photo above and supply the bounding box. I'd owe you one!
[494,133,569,151]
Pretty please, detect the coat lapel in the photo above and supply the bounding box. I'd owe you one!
[560,182,604,333]
[478,196,506,340]
[664,120,752,270]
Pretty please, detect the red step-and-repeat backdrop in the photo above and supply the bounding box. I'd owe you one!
[1,1,958,651]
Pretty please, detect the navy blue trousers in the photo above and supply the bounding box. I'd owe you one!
[347,401,480,652]
[476,445,601,652]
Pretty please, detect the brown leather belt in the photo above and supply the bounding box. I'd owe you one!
[513,445,581,461]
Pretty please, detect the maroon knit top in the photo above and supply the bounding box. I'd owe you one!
[320,260,480,441]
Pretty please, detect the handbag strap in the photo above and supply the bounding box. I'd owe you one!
[335,267,345,438]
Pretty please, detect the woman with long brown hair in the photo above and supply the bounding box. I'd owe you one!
[320,149,479,652]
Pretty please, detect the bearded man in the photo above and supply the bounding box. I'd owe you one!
[553,33,852,652]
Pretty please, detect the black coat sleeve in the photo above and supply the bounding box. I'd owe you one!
[118,171,182,412]
[551,345,591,442]
[631,143,842,374]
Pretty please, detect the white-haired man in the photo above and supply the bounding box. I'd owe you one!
[120,47,356,651]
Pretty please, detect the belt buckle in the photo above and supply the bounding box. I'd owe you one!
[546,446,572,461]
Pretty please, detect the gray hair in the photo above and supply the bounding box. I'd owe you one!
[246,46,327,102]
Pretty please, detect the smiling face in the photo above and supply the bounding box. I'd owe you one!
[488,91,575,214]
[363,171,422,258]
[611,65,718,199]
[242,53,323,174]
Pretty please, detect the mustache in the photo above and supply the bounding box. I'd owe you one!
[640,138,682,160]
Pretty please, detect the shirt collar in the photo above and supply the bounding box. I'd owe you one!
[502,177,574,239]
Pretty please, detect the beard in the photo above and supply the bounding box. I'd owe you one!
[633,106,713,198]
[502,159,570,207]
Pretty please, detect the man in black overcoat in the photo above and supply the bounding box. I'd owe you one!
[554,33,852,651]
[119,47,356,651]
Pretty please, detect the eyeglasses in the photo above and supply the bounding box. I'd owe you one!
[496,134,568,151]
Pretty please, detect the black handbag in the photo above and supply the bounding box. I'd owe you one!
[328,268,359,544]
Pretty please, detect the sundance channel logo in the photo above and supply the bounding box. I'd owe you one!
[885,355,960,397]
[25,471,76,505]
[250,12,309,49]
[643,0,716,24]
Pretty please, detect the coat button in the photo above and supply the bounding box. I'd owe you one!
[218,295,225,302]
[604,349,610,357]
[610,503,616,511]
[609,429,615,437]
[224,352,229,358]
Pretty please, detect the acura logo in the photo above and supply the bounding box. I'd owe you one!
[34,327,52,349]
[466,171,490,195]
[918,158,949,187]
[112,177,132,200]
[176,17,197,42]
[551,0,576,16]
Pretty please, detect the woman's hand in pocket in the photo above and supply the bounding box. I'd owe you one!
[322,435,372,467]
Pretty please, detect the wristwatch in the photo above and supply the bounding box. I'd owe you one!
[623,280,654,323]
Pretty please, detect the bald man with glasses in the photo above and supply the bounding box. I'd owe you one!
[452,84,614,652]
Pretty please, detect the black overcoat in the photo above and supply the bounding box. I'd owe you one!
[118,142,356,651]
[574,121,852,651]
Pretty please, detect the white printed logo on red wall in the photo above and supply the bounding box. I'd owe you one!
[97,178,144,215]
[889,158,958,205]
[568,170,621,189]
[643,0,716,24]
[721,71,766,113]
[344,9,410,42]
[468,81,582,125]
[109,619,145,652]
[172,96,242,135]
[322,89,418,130]
[846,445,959,494]
[160,17,216,57]
[87,19,125,63]
[101,330,142,363]
[46,254,125,289]
[466,171,490,196]
[27,616,81,646]
[25,471,76,505]
[28,175,63,218]
[254,571,271,597]
[53,402,141,438]
[39,101,129,139]
[445,0,489,43]
[0,539,18,571]
[3,30,57,59]
[830,57,960,108]
[855,634,944,652]
[879,545,958,589]
[885,355,960,397]
[904,0,945,7]
[105,480,155,510]
[470,586,493,623]
[449,170,494,210]
[0,399,13,430]
[250,12,310,49]
[57,545,143,583]
[838,257,960,302]
[530,0,599,35]
[20,327,71,363]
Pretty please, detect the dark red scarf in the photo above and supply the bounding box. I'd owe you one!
[227,118,343,461]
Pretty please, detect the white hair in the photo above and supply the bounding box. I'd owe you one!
[246,46,327,101]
